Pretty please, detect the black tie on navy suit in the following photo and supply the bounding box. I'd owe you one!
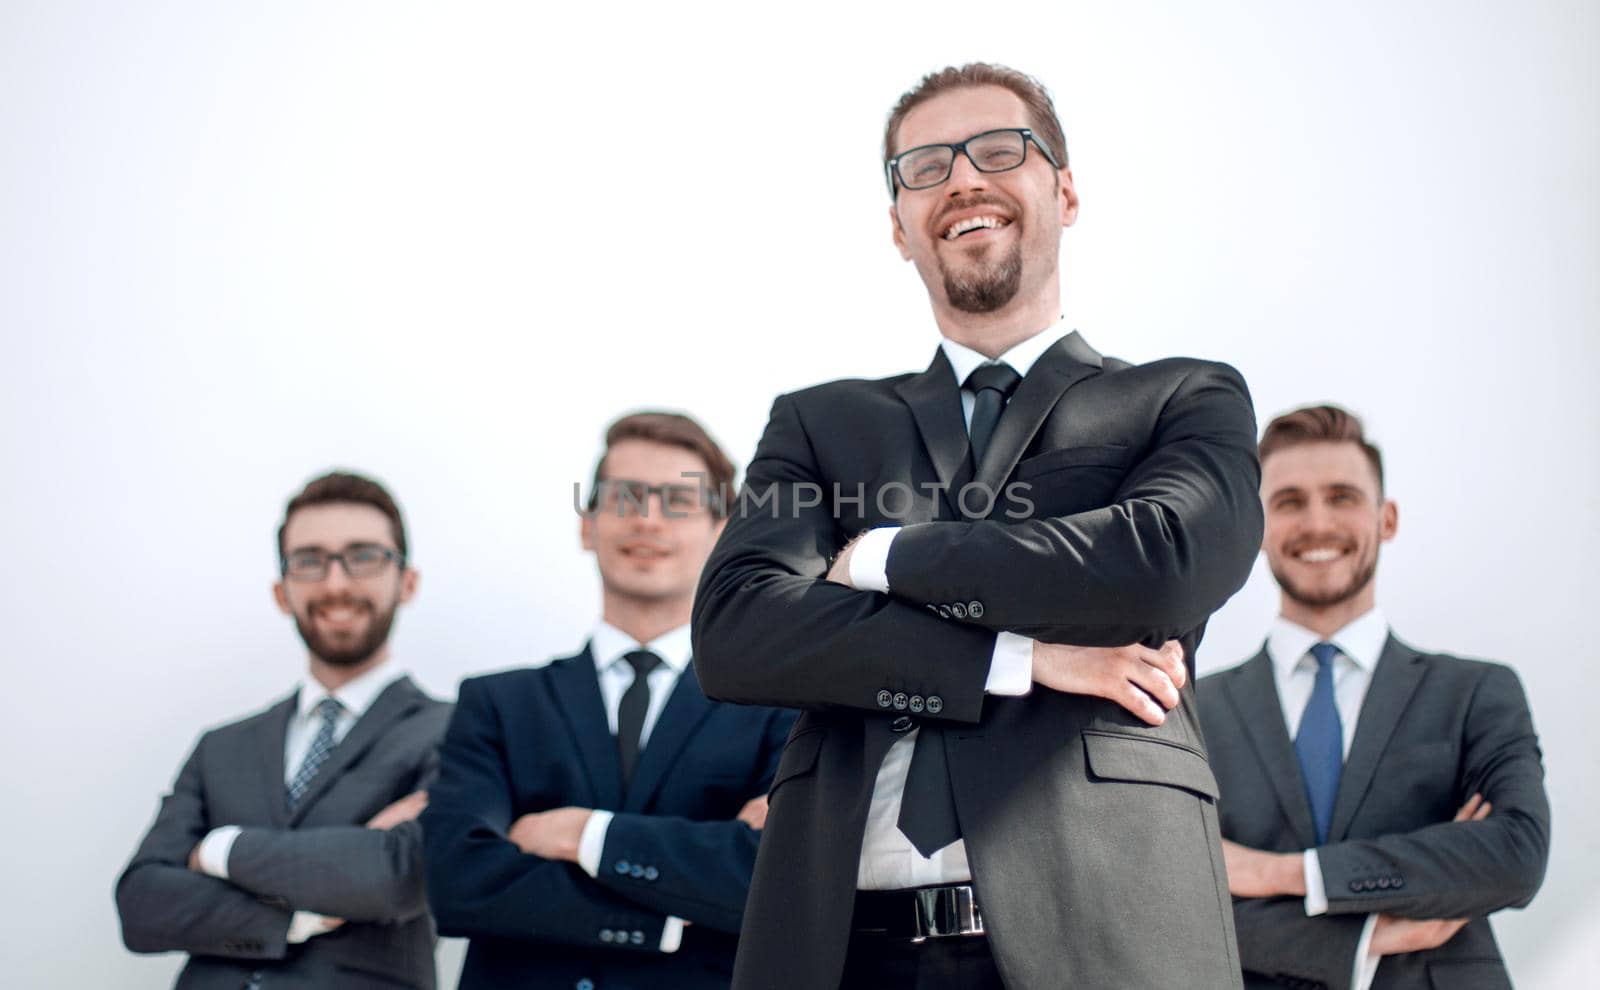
[897,362,1022,858]
[617,650,662,790]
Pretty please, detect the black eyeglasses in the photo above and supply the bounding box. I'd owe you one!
[591,479,722,517]
[884,127,1063,196]
[281,544,404,582]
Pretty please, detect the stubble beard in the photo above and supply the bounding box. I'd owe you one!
[941,237,1024,313]
[293,598,398,667]
[1271,544,1380,611]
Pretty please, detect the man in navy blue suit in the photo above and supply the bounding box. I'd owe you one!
[421,411,796,990]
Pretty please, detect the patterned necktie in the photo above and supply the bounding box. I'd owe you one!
[287,697,345,810]
[896,363,1024,857]
[617,650,663,790]
[1295,642,1344,843]
[963,362,1023,467]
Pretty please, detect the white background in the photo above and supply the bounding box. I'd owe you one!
[2,1,1595,986]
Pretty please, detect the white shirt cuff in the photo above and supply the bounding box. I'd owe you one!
[660,916,685,952]
[847,528,898,592]
[197,825,243,879]
[1353,913,1381,990]
[576,809,613,878]
[984,633,1034,696]
[286,910,340,944]
[1303,848,1329,916]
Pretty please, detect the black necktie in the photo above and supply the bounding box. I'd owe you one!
[897,362,1023,857]
[617,650,662,789]
[963,362,1022,467]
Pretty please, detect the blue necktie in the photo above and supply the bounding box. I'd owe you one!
[1295,642,1344,844]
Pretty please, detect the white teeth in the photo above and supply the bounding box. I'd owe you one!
[943,215,1007,240]
[1298,548,1342,563]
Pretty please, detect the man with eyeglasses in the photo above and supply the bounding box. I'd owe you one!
[693,63,1262,988]
[117,471,452,989]
[422,412,796,990]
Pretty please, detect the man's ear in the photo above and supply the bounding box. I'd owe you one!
[890,204,911,260]
[1058,169,1080,227]
[272,580,291,616]
[1380,499,1399,542]
[398,567,420,604]
[580,512,596,552]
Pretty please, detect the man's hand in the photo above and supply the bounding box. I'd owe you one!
[1030,640,1186,725]
[186,842,203,872]
[1221,839,1307,898]
[1454,793,1491,822]
[826,536,862,587]
[366,790,428,830]
[1369,915,1468,957]
[508,807,593,863]
[736,795,770,830]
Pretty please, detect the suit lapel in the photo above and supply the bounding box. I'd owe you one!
[257,694,297,826]
[894,348,972,518]
[287,677,424,825]
[1327,636,1426,841]
[1227,649,1319,847]
[623,662,716,813]
[974,332,1102,502]
[548,649,625,811]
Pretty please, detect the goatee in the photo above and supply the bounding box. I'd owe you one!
[942,238,1023,313]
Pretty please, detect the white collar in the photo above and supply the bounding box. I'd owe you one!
[940,320,1070,387]
[296,657,401,720]
[1267,608,1390,676]
[589,622,693,676]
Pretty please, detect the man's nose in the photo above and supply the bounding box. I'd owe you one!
[946,150,991,194]
[321,557,355,589]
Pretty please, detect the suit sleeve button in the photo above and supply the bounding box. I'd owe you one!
[614,860,631,875]
[876,690,893,708]
[950,603,968,619]
[937,605,953,619]
[1349,880,1362,892]
[599,929,615,943]
[630,864,645,878]
[631,930,645,945]
[892,692,909,710]
[968,601,984,618]
[926,696,944,715]
[1393,877,1404,888]
[577,980,595,990]
[908,695,925,713]
[1376,877,1391,889]
[644,866,659,881]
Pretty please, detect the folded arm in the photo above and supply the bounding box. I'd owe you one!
[220,820,429,922]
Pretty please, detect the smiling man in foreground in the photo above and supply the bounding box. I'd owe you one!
[1199,405,1550,989]
[692,63,1263,989]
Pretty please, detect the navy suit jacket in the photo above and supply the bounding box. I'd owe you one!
[421,649,796,990]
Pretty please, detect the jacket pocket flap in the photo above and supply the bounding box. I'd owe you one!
[1083,731,1219,800]
[1014,443,1132,480]
[768,728,825,793]
[1426,960,1511,990]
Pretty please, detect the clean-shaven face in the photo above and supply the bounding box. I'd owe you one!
[889,85,1077,313]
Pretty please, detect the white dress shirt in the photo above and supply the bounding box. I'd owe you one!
[849,324,1068,890]
[574,622,692,952]
[196,658,405,943]
[1266,609,1390,990]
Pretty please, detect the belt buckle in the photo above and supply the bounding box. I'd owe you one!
[910,884,984,942]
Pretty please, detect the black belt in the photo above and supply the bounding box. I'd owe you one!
[853,884,986,942]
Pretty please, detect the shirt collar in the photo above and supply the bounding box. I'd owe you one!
[1267,607,1390,676]
[589,621,693,676]
[296,657,401,721]
[940,320,1070,387]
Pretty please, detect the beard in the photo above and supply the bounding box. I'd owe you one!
[292,595,398,666]
[1270,543,1380,610]
[941,236,1024,313]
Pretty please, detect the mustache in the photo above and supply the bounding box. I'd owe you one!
[309,595,373,612]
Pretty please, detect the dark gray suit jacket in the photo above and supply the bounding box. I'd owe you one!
[117,676,453,989]
[694,333,1264,989]
[1198,636,1550,990]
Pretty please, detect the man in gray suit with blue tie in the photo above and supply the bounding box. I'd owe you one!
[117,471,452,989]
[1198,405,1551,989]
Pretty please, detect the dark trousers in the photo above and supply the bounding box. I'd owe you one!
[840,932,1005,990]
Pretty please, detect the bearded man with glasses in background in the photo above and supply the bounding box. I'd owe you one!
[421,411,795,990]
[117,471,453,989]
[693,63,1263,989]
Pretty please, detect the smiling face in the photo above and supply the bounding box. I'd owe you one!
[888,85,1078,316]
[581,439,724,620]
[1261,441,1398,629]
[273,502,418,669]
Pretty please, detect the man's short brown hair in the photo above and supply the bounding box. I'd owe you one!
[884,62,1070,168]
[590,411,737,518]
[277,471,408,560]
[1259,405,1385,491]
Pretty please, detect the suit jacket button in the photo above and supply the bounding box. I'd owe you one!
[968,601,984,618]
[908,695,925,713]
[615,860,631,875]
[644,866,659,881]
[937,604,953,619]
[950,603,968,619]
[893,692,909,710]
[890,716,915,733]
[926,695,944,715]
[876,690,893,708]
